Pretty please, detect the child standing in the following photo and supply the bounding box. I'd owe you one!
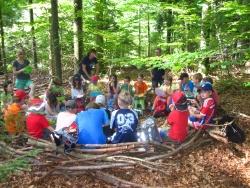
[134,74,148,111]
[159,91,189,143]
[179,73,194,98]
[188,82,216,129]
[109,91,138,144]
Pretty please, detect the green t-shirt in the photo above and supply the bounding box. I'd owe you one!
[120,84,134,96]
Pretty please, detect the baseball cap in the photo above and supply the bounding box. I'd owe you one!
[91,75,99,82]
[14,90,28,101]
[95,95,106,106]
[65,100,76,109]
[30,98,43,106]
[201,82,213,91]
[171,91,188,111]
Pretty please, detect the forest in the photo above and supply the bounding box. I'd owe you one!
[0,0,250,187]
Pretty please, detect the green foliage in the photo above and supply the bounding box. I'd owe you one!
[1,0,249,76]
[23,66,33,74]
[0,149,41,182]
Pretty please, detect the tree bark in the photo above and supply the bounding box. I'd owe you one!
[138,7,141,57]
[73,0,83,73]
[95,0,104,64]
[0,6,7,77]
[50,0,62,81]
[29,0,38,69]
[147,2,150,57]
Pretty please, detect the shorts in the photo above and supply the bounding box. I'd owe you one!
[15,79,33,89]
[158,127,171,141]
[189,116,207,129]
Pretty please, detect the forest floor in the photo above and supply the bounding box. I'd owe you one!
[0,72,250,188]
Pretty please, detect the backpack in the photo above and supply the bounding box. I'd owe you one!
[225,123,246,144]
[137,117,162,142]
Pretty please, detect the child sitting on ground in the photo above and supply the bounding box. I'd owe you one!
[26,98,54,139]
[188,82,216,129]
[192,73,203,99]
[88,75,102,101]
[107,74,119,110]
[179,72,194,99]
[70,74,84,99]
[134,74,148,111]
[0,80,13,112]
[55,100,77,131]
[159,91,189,143]
[109,91,138,143]
[119,76,134,97]
[202,77,219,106]
[45,91,60,120]
[4,90,27,134]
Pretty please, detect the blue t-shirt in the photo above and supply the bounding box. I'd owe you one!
[181,80,194,98]
[110,109,138,144]
[76,108,109,144]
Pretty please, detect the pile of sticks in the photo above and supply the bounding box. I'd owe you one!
[18,130,211,187]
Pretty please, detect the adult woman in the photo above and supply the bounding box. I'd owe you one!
[13,49,34,98]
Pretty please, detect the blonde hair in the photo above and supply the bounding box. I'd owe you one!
[193,73,203,82]
[118,91,132,106]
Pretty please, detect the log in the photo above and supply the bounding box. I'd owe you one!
[55,163,132,171]
[149,141,175,151]
[78,142,145,148]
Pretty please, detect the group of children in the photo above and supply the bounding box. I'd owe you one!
[0,70,219,148]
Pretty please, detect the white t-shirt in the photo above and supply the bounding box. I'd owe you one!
[55,111,76,131]
[71,88,84,99]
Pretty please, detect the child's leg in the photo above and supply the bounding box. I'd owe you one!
[139,97,145,110]
[134,97,139,109]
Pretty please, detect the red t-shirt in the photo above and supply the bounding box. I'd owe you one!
[153,96,168,112]
[200,98,215,124]
[26,113,49,139]
[167,110,189,142]
[134,81,148,95]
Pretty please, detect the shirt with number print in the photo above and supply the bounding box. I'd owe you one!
[110,109,138,143]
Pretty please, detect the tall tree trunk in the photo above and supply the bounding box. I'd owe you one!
[29,0,38,69]
[50,0,62,81]
[166,10,173,54]
[73,0,83,73]
[0,6,7,77]
[95,0,104,64]
[199,3,209,74]
[138,7,141,57]
[147,3,150,57]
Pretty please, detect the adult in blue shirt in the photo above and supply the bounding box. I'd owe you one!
[151,48,166,89]
[79,49,100,80]
[76,102,109,144]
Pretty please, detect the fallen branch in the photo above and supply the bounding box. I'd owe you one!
[146,130,202,161]
[55,163,132,171]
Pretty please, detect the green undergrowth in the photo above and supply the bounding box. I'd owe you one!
[214,76,250,94]
[0,149,42,182]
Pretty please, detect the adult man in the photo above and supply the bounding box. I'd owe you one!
[151,48,166,89]
[79,49,100,80]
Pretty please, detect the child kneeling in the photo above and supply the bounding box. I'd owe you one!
[159,91,189,143]
[109,91,138,144]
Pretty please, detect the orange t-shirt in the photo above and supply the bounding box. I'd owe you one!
[134,81,148,95]
[4,103,25,134]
